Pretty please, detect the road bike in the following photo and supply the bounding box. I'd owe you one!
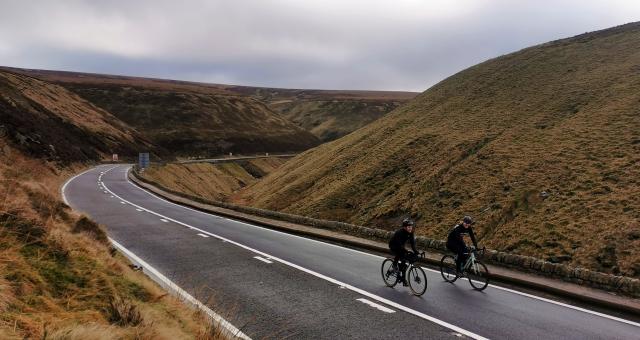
[440,247,490,291]
[381,251,427,296]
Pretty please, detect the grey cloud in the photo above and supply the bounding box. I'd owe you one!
[1,0,639,91]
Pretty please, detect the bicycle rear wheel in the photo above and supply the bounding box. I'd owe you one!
[440,255,458,283]
[468,261,490,291]
[381,259,399,287]
[408,266,427,296]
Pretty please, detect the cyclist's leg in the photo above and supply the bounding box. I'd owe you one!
[394,249,407,282]
[447,241,462,273]
[390,247,401,269]
[450,243,467,273]
[458,245,470,272]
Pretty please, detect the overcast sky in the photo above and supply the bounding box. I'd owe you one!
[1,1,639,91]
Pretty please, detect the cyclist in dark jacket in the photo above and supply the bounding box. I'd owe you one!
[389,218,418,285]
[446,216,478,275]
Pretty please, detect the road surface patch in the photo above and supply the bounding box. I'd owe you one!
[99,170,489,340]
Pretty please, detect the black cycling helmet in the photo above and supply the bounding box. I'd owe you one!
[462,216,474,225]
[402,218,415,227]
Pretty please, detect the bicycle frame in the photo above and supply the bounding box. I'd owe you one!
[463,252,477,272]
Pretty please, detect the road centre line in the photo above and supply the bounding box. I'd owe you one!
[357,298,395,313]
[254,256,273,264]
[116,165,640,328]
[61,166,108,205]
[98,166,488,340]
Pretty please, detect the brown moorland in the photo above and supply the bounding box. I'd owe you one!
[0,144,227,339]
[229,87,417,141]
[142,157,288,202]
[237,22,640,277]
[0,70,157,164]
[3,67,417,147]
[1,68,321,157]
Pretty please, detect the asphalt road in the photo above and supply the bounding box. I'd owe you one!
[63,165,640,339]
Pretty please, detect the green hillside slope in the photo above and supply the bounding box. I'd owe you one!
[239,22,640,276]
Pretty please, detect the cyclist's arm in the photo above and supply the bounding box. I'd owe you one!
[410,233,418,253]
[469,227,479,249]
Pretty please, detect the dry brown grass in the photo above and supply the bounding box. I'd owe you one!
[237,22,640,276]
[249,89,417,142]
[142,158,289,202]
[0,70,154,164]
[0,143,227,339]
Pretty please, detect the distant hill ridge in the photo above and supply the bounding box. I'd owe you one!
[2,67,417,145]
[238,22,640,276]
[1,67,323,158]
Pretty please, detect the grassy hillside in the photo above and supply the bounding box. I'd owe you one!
[238,22,640,276]
[142,157,289,202]
[4,67,416,148]
[227,86,417,142]
[230,87,417,141]
[2,68,321,157]
[0,146,225,339]
[0,70,156,164]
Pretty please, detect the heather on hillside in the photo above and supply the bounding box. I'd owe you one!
[238,22,640,276]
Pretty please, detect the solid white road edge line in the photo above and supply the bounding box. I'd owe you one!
[356,298,396,313]
[62,167,251,340]
[253,256,273,264]
[109,238,251,340]
[120,166,640,329]
[98,166,489,340]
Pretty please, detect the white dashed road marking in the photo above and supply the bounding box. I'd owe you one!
[160,219,169,222]
[197,233,210,238]
[120,201,126,204]
[357,298,396,313]
[136,209,143,212]
[253,256,273,264]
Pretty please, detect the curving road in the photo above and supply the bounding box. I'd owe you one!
[63,164,640,339]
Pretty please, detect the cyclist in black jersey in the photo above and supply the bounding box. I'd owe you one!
[446,216,479,276]
[388,218,418,285]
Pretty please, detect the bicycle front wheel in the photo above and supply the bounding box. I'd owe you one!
[468,261,490,291]
[408,266,428,296]
[440,255,458,283]
[381,259,398,287]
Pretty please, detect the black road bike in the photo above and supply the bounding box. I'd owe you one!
[440,247,490,291]
[381,251,428,296]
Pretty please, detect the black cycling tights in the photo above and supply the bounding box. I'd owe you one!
[447,243,469,272]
